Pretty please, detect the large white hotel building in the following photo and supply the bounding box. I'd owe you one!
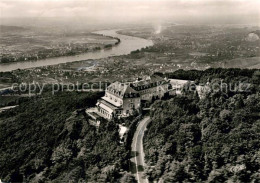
[96,75,169,119]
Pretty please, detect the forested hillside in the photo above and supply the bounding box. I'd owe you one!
[144,68,260,182]
[1,68,259,182]
[164,68,260,85]
[0,92,131,182]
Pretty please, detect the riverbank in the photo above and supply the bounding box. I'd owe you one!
[0,33,119,64]
[0,30,153,72]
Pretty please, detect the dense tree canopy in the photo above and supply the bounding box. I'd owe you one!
[0,91,129,182]
[144,68,260,182]
[1,68,259,182]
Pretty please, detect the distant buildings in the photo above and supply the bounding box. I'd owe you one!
[96,75,169,119]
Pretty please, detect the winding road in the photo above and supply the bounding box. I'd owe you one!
[131,116,151,183]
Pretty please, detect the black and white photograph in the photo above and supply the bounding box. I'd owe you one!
[0,0,260,182]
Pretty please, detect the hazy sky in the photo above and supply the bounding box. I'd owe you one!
[0,0,260,25]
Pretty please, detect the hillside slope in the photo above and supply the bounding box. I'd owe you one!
[144,69,260,182]
[0,92,129,182]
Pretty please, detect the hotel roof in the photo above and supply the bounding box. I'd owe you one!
[106,81,139,98]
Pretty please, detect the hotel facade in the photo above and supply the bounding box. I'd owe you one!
[96,75,169,119]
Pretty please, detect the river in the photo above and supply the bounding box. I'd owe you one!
[0,30,153,72]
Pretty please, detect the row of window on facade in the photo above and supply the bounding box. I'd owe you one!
[98,108,112,119]
[133,81,164,90]
[107,89,123,97]
[124,93,139,98]
[106,94,139,104]
[116,110,132,115]
[107,89,139,98]
[139,88,162,95]
[106,94,122,104]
